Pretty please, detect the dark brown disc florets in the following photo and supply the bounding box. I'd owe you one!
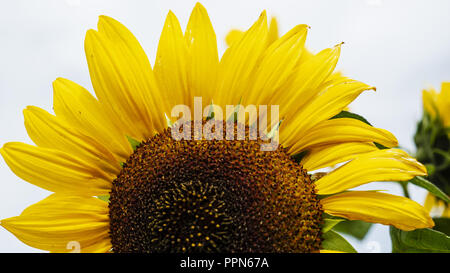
[109,120,323,253]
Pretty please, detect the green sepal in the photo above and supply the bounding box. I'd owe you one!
[374,142,390,150]
[331,110,372,126]
[333,220,372,240]
[409,176,450,203]
[390,226,450,253]
[322,213,372,241]
[321,229,357,253]
[322,218,344,233]
[97,195,110,202]
[126,136,141,151]
[292,150,309,163]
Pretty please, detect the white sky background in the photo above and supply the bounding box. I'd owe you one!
[0,0,449,253]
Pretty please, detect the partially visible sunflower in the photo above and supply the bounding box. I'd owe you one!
[416,83,450,217]
[0,3,433,253]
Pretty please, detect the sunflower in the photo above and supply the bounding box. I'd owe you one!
[0,3,433,253]
[416,83,450,218]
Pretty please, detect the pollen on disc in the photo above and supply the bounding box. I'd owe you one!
[109,120,323,253]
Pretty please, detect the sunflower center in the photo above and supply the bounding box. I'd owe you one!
[109,120,323,253]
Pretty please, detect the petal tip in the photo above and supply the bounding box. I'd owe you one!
[260,10,267,17]
[97,15,122,32]
[52,77,66,91]
[291,24,310,34]
[193,2,206,11]
[0,218,7,229]
[98,15,110,21]
[333,42,344,53]
[165,10,182,28]
[53,77,65,84]
[85,29,99,46]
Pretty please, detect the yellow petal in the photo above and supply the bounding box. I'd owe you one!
[287,118,398,155]
[185,2,219,106]
[275,44,342,120]
[424,192,450,217]
[423,83,450,128]
[319,249,345,253]
[443,206,450,218]
[440,82,450,98]
[24,106,120,175]
[0,142,112,195]
[225,29,244,47]
[225,16,278,48]
[316,149,427,195]
[85,24,160,140]
[288,118,398,154]
[319,71,349,87]
[301,142,378,171]
[297,47,315,65]
[437,82,450,127]
[97,15,168,133]
[322,191,434,231]
[422,89,438,118]
[245,24,308,106]
[52,78,132,162]
[282,80,375,148]
[423,192,435,212]
[216,11,268,107]
[1,194,110,253]
[154,11,189,110]
[267,17,279,45]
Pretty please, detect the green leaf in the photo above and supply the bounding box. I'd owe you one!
[390,226,450,253]
[333,220,373,240]
[126,136,141,151]
[322,218,344,233]
[432,218,450,236]
[331,110,372,126]
[321,230,357,253]
[97,195,110,202]
[409,176,450,203]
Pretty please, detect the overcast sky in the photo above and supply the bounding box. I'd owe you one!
[1,0,449,253]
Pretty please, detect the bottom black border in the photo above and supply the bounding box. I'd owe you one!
[0,253,443,272]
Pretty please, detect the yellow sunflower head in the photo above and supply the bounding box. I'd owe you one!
[0,3,433,253]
